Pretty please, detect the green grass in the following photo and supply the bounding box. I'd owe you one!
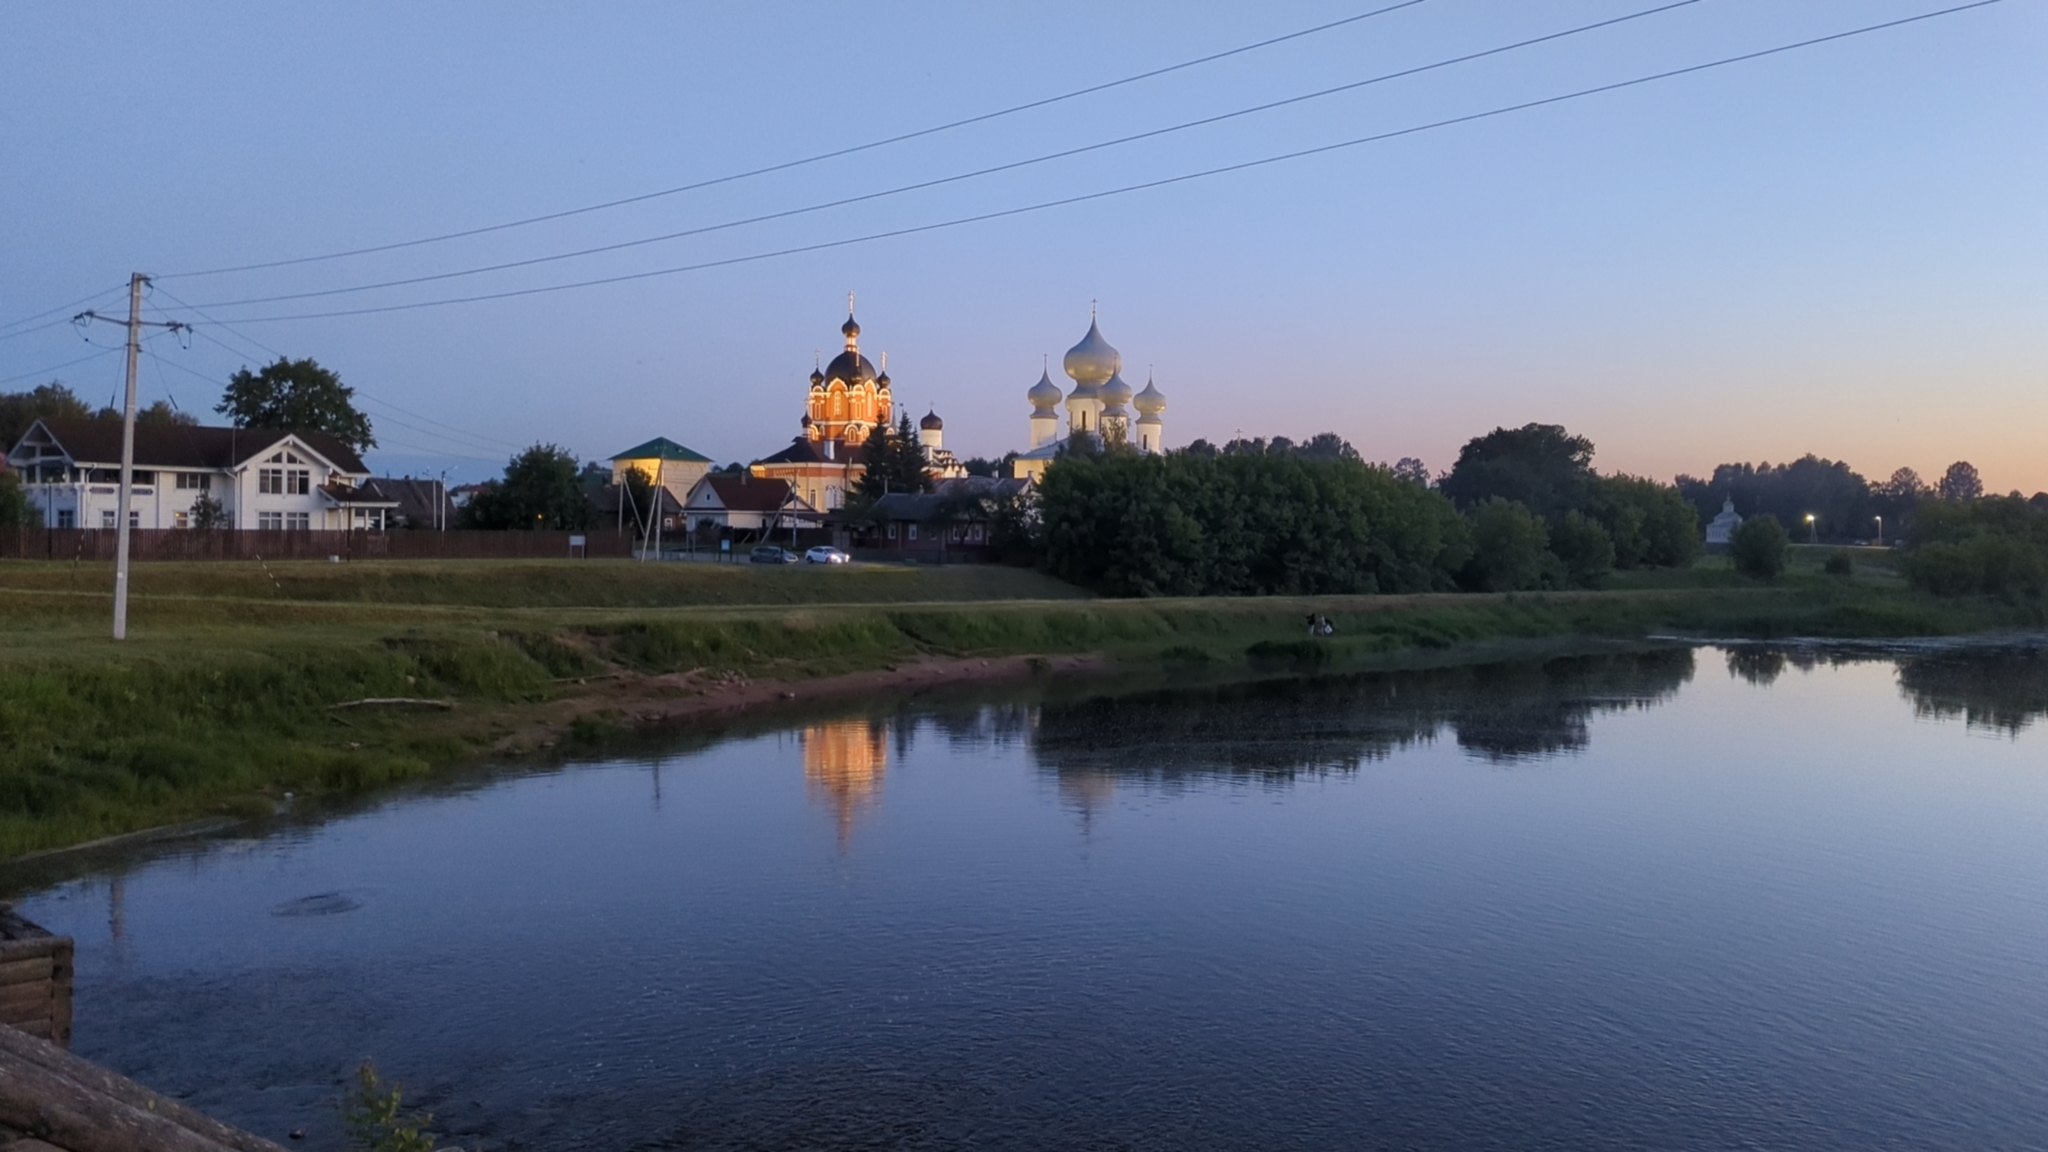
[0,556,2035,861]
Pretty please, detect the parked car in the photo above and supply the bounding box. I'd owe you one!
[748,545,800,564]
[804,546,851,565]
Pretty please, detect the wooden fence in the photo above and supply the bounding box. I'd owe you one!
[0,528,634,562]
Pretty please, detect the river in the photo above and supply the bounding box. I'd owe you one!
[7,643,2048,1151]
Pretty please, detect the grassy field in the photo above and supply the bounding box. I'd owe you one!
[0,553,2033,861]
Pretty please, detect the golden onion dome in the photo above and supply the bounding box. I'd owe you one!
[1062,317,1120,388]
[1100,371,1134,409]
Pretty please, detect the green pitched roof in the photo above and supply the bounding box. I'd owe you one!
[610,437,710,464]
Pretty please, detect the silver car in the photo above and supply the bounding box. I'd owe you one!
[804,546,851,565]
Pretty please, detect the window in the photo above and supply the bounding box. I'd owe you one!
[173,511,190,529]
[886,523,898,540]
[176,472,210,490]
[826,485,843,510]
[907,524,918,541]
[288,469,310,495]
[56,510,74,529]
[259,468,284,494]
[259,512,283,530]
[286,512,310,530]
[101,510,115,528]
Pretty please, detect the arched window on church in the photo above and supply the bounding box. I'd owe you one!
[826,485,842,509]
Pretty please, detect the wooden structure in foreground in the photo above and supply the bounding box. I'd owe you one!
[0,908,70,1050]
[0,1023,284,1152]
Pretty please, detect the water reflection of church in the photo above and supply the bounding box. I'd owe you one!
[801,720,888,849]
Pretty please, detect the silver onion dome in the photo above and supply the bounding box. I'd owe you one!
[1027,368,1063,413]
[1134,375,1167,417]
[1100,371,1134,412]
[1062,317,1120,388]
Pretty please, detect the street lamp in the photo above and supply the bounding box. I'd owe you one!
[1804,513,1817,544]
[1874,515,1883,547]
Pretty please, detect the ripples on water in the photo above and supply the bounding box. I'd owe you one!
[7,644,2048,1152]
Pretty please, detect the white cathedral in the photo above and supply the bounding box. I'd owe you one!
[1011,313,1167,481]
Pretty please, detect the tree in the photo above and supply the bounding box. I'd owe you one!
[0,472,36,529]
[1551,510,1616,588]
[1676,455,1871,543]
[1729,514,1789,581]
[620,465,657,539]
[188,491,230,531]
[1392,457,1431,486]
[1440,423,1597,526]
[0,382,93,447]
[460,444,590,529]
[1459,497,1556,592]
[1589,475,1700,569]
[1938,461,1983,502]
[217,357,375,451]
[854,412,931,502]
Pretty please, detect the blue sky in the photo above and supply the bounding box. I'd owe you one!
[3,1,2042,490]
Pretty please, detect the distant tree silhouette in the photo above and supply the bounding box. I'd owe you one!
[1938,461,1984,502]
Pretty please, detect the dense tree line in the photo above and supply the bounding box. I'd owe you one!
[1901,495,2048,600]
[0,382,197,448]
[1035,442,1467,597]
[1674,457,2004,544]
[1437,424,1699,591]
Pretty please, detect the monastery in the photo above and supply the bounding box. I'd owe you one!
[749,301,1169,503]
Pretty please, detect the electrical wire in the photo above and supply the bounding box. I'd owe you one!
[0,283,129,338]
[159,0,1432,280]
[0,317,83,344]
[193,0,2006,327]
[0,347,124,386]
[172,0,1705,313]
[151,287,528,453]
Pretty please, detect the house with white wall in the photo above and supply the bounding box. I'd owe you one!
[6,419,392,530]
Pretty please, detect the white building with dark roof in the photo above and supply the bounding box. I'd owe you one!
[6,419,390,530]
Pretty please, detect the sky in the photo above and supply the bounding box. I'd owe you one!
[3,0,2043,492]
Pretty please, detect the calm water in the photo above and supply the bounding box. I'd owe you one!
[9,644,2048,1151]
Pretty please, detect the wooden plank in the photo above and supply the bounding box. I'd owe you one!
[0,956,53,986]
[0,940,57,965]
[48,942,69,1049]
[0,983,52,1019]
[0,1044,245,1152]
[0,1026,285,1152]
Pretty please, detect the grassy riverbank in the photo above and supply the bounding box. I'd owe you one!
[0,553,2035,860]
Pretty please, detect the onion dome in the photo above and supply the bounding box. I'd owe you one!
[1134,374,1167,418]
[876,370,891,389]
[801,413,814,428]
[824,349,877,384]
[841,313,861,341]
[1027,367,1063,414]
[920,409,943,431]
[809,367,825,387]
[1062,317,1120,387]
[1100,371,1134,411]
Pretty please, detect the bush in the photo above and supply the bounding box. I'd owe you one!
[1730,514,1790,581]
[1824,550,1854,577]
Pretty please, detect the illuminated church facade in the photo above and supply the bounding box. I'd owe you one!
[751,302,963,511]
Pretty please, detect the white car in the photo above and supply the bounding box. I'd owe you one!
[804,546,851,565]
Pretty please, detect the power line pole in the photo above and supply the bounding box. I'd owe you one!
[76,275,187,641]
